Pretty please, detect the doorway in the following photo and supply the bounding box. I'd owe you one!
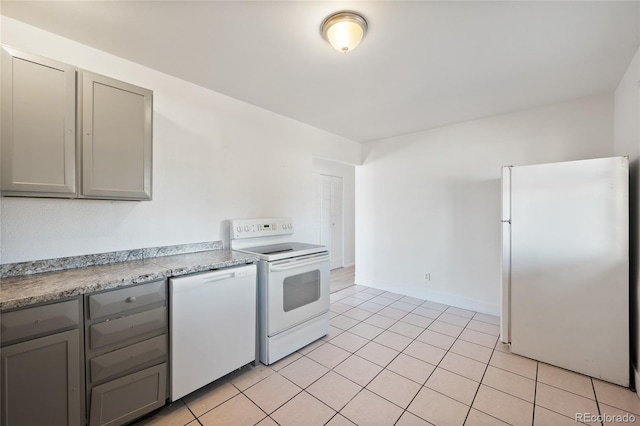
[318,174,343,270]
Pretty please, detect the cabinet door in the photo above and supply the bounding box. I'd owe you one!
[89,363,166,426]
[81,72,152,200]
[1,329,82,426]
[0,46,77,197]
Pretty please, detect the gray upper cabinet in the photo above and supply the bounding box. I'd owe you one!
[0,46,153,201]
[80,72,152,200]
[0,46,77,197]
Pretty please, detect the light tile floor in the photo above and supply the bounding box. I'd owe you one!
[330,266,356,294]
[136,285,640,426]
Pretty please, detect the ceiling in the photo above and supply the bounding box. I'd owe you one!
[2,1,638,143]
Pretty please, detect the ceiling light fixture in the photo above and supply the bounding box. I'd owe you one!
[321,11,368,53]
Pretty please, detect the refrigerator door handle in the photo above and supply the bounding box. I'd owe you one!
[500,166,511,344]
[500,221,511,344]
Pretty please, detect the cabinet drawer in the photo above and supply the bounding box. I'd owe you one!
[88,280,165,320]
[1,299,79,344]
[89,307,166,350]
[90,335,167,383]
[89,363,166,426]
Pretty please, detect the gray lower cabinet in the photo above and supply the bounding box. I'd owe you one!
[89,364,167,426]
[0,298,84,426]
[85,280,168,426]
[0,280,171,426]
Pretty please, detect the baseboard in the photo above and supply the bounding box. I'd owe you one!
[353,276,500,316]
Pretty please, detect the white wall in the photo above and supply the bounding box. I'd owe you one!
[613,48,640,391]
[356,95,614,315]
[312,157,356,267]
[0,17,362,263]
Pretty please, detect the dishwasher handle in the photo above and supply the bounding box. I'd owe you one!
[202,264,256,282]
[171,264,256,294]
[203,273,235,283]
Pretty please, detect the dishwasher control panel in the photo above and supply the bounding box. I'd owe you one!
[230,217,294,240]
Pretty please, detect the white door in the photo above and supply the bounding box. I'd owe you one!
[318,174,343,270]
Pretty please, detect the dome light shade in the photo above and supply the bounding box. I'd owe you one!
[321,12,368,53]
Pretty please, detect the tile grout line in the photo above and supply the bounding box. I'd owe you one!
[531,359,539,425]
[318,290,403,424]
[325,287,451,424]
[392,301,480,424]
[265,354,338,418]
[591,377,604,426]
[315,340,405,423]
[225,367,287,423]
[522,359,604,426]
[534,377,601,403]
[220,296,508,426]
[357,299,449,425]
[183,399,199,424]
[491,352,605,405]
[150,282,638,426]
[473,340,603,426]
[294,336,406,425]
[240,368,314,425]
[242,382,273,426]
[332,289,510,425]
[179,370,252,422]
[461,326,496,426]
[209,287,524,426]
[399,307,523,425]
[396,327,457,424]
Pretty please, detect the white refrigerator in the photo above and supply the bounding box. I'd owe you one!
[500,156,629,387]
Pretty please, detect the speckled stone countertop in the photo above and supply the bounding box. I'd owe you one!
[0,250,259,311]
[151,250,258,277]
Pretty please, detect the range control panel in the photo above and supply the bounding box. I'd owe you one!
[230,217,294,240]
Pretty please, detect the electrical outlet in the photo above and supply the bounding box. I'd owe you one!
[424,273,431,281]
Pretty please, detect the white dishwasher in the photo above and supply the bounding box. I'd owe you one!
[169,264,257,401]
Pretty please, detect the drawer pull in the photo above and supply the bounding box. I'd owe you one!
[88,280,166,320]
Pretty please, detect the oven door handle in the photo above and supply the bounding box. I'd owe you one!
[269,254,330,272]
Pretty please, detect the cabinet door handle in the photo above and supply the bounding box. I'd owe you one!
[126,296,137,303]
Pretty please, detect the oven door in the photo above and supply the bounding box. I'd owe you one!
[266,252,330,335]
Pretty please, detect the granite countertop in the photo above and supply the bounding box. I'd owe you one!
[0,249,259,311]
[151,250,258,276]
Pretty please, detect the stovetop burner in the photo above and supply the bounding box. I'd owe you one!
[235,242,327,262]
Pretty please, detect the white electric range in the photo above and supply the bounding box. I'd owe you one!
[230,217,330,365]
